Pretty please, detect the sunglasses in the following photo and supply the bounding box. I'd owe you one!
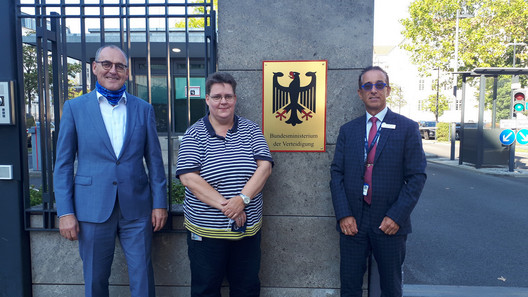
[361,82,387,91]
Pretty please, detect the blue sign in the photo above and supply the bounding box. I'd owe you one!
[516,129,528,145]
[500,129,516,145]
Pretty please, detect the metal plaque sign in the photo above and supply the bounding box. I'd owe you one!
[262,60,327,152]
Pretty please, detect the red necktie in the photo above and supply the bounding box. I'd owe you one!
[364,117,378,204]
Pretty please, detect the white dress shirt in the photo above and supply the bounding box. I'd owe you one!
[97,92,127,158]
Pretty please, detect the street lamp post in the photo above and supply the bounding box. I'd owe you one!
[507,40,527,67]
[453,9,473,117]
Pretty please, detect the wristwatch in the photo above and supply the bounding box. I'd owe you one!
[240,193,251,206]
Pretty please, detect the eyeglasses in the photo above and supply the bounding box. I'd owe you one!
[95,60,128,73]
[361,82,387,91]
[209,95,235,102]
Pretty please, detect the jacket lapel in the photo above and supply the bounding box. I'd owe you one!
[87,91,117,159]
[374,109,395,162]
[118,93,138,160]
[356,115,368,169]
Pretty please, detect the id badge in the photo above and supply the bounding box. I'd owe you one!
[363,184,369,196]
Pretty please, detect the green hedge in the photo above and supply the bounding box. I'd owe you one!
[435,122,458,142]
[170,180,185,204]
[436,122,450,142]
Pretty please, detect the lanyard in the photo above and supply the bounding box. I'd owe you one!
[364,121,382,160]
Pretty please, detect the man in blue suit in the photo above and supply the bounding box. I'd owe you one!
[54,45,168,297]
[330,66,427,297]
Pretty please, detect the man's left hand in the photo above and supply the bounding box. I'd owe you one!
[152,208,168,232]
[379,216,400,235]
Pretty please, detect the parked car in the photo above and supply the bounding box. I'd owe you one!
[418,121,436,140]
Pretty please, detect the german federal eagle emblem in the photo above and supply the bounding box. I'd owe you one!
[272,71,317,126]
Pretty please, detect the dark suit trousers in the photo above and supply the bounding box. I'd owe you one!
[78,199,155,297]
[339,202,407,297]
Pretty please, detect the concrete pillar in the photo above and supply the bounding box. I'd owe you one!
[0,0,33,296]
[218,1,374,295]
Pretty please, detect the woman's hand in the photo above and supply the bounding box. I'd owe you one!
[221,195,246,220]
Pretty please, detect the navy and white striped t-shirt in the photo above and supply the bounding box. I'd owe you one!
[176,114,273,239]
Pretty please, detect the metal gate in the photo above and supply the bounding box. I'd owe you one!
[16,0,216,231]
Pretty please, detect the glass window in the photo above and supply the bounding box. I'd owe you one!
[174,77,206,133]
[136,75,169,133]
[135,75,207,133]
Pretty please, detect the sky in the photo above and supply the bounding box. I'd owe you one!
[373,0,414,46]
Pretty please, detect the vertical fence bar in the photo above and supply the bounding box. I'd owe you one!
[165,0,173,221]
[19,0,35,233]
[100,0,105,44]
[185,0,191,128]
[48,12,62,229]
[146,0,152,104]
[35,0,51,228]
[80,0,88,93]
[126,0,132,88]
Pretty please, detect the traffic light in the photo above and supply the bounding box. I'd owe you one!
[512,89,527,117]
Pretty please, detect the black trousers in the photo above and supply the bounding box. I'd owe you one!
[187,230,262,297]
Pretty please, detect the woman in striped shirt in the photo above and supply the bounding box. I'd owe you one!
[176,72,273,297]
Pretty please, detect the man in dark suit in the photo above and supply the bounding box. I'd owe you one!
[330,66,427,297]
[54,45,168,297]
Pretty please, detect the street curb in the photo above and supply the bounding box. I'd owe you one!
[404,284,528,297]
[426,154,528,177]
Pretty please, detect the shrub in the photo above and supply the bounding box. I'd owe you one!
[169,180,185,204]
[436,122,450,142]
[29,185,42,206]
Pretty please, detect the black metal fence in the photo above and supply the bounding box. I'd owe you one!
[17,0,216,231]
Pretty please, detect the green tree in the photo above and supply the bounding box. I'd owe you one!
[174,0,217,29]
[422,93,450,121]
[387,84,407,113]
[23,41,84,112]
[23,43,38,114]
[401,0,528,75]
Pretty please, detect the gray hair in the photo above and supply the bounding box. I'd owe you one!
[95,45,128,65]
[358,66,390,88]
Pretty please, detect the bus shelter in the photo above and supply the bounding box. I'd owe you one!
[455,67,528,170]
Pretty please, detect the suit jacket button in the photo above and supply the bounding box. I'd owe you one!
[116,161,120,165]
[113,181,117,185]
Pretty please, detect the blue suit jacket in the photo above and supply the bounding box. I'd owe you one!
[330,109,427,235]
[54,91,167,223]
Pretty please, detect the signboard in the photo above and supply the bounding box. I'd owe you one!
[516,129,528,145]
[262,60,327,152]
[500,119,528,129]
[185,86,201,97]
[499,129,516,145]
